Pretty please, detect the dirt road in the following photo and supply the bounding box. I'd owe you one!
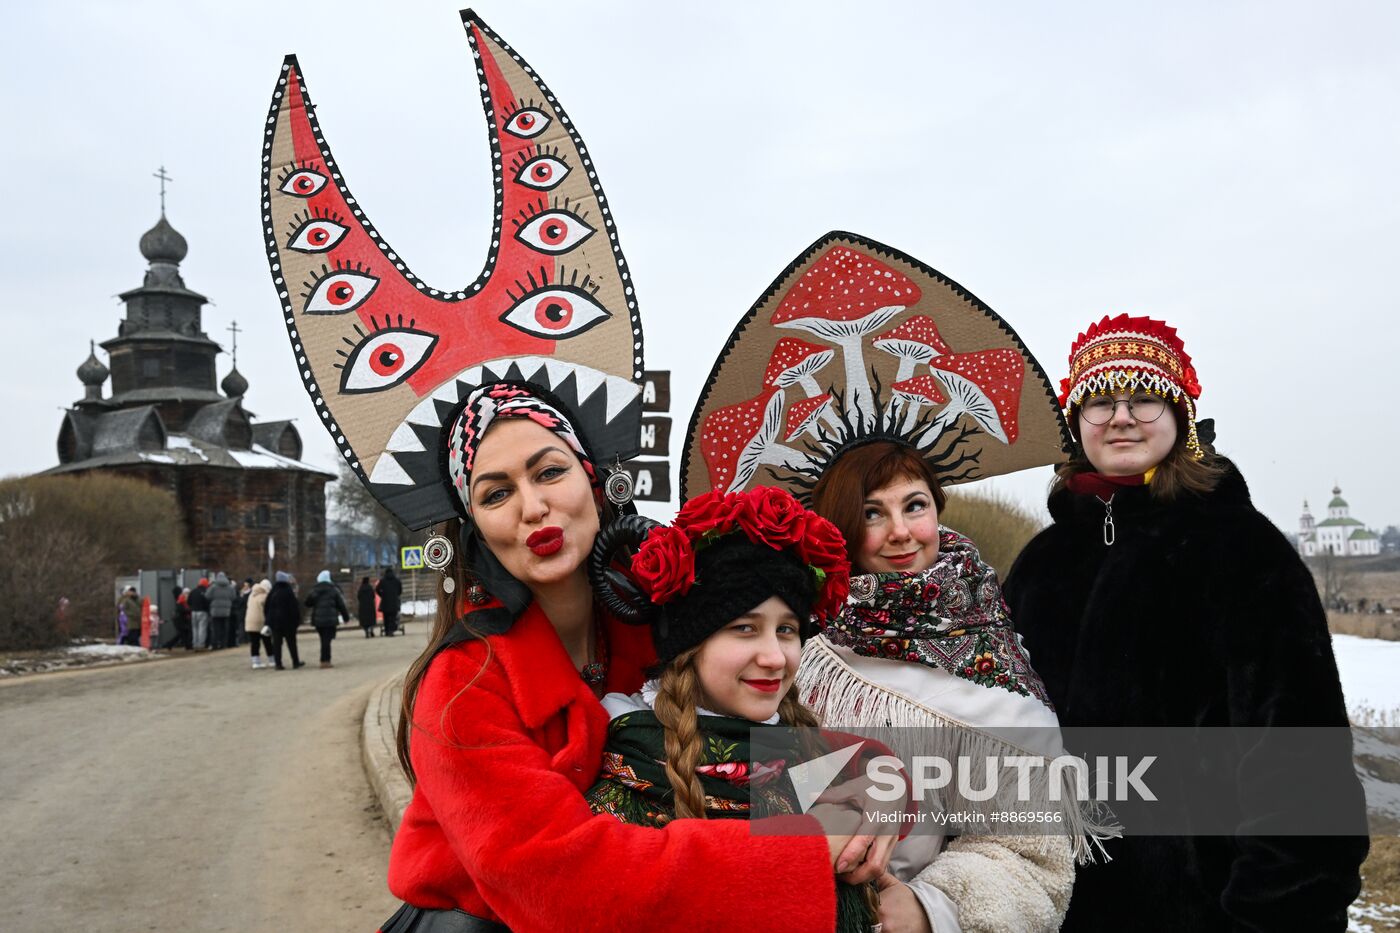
[0,627,426,932]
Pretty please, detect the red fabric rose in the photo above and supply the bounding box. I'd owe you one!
[794,512,848,571]
[675,490,752,542]
[736,486,807,547]
[814,565,850,622]
[630,526,696,604]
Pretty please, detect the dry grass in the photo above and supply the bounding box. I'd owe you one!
[1355,836,1400,930]
[939,488,1045,578]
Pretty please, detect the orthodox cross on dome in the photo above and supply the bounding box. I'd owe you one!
[153,165,173,215]
[226,320,242,367]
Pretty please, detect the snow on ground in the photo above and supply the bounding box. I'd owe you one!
[1334,635,1400,722]
[1350,900,1400,933]
[402,599,437,618]
[67,644,151,659]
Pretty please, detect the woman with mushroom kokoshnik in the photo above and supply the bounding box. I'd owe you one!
[1000,314,1369,931]
[799,442,1081,933]
[379,385,887,933]
[586,486,888,933]
[681,233,1103,933]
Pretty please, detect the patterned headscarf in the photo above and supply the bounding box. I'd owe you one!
[447,383,600,513]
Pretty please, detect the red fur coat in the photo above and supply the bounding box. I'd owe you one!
[387,601,838,931]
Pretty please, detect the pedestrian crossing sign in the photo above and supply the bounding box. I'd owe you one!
[400,546,424,570]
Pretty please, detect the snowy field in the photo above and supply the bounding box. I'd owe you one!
[1334,635,1400,723]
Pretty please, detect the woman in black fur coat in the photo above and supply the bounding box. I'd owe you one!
[1002,314,1368,931]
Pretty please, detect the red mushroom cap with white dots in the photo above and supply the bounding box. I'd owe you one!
[890,374,949,406]
[770,246,921,329]
[931,349,1026,443]
[763,338,835,387]
[784,393,834,441]
[700,387,782,494]
[872,315,952,357]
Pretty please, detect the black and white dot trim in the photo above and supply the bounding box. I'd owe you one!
[259,10,647,497]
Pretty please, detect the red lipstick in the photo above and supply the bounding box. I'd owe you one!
[743,679,782,694]
[526,526,564,556]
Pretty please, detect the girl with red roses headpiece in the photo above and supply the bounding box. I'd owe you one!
[586,486,885,933]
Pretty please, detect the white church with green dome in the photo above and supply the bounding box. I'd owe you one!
[1298,487,1382,557]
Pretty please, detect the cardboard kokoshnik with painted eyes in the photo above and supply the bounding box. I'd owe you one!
[681,232,1072,501]
[260,11,646,605]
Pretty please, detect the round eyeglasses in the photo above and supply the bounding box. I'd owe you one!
[1079,392,1168,425]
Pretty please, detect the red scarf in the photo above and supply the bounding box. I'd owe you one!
[1065,470,1150,501]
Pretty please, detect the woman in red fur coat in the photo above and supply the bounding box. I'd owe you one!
[380,384,887,933]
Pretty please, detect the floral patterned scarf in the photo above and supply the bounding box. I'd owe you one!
[821,527,1053,709]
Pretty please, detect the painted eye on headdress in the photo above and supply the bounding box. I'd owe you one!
[287,218,349,253]
[504,107,551,139]
[339,328,438,394]
[514,209,595,254]
[500,287,611,339]
[304,270,379,315]
[279,168,328,198]
[514,154,570,190]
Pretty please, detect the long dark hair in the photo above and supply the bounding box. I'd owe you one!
[395,517,491,784]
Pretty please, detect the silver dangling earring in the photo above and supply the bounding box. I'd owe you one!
[604,457,634,506]
[423,534,455,594]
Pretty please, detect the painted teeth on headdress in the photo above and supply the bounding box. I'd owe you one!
[370,452,413,485]
[572,367,607,405]
[516,357,548,382]
[386,422,425,453]
[406,396,441,428]
[542,359,574,387]
[431,381,460,404]
[603,374,640,422]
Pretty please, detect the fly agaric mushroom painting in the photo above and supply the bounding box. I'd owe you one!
[259,11,645,530]
[681,232,1071,501]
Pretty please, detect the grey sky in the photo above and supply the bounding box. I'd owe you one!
[3,0,1396,534]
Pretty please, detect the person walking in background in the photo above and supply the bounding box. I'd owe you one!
[244,578,273,669]
[187,577,211,650]
[173,586,193,650]
[375,566,402,636]
[356,577,377,638]
[264,571,303,670]
[305,570,351,668]
[231,579,252,647]
[116,586,141,647]
[206,573,236,652]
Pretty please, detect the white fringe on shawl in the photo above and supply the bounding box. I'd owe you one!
[798,636,1118,863]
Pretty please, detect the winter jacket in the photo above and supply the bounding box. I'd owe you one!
[304,580,350,630]
[1002,461,1368,932]
[187,585,210,613]
[206,574,236,618]
[357,582,377,626]
[117,594,141,625]
[376,572,403,617]
[387,599,839,932]
[244,580,270,633]
[263,580,302,637]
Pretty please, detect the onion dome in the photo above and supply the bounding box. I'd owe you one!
[221,366,249,398]
[77,340,109,387]
[139,214,189,265]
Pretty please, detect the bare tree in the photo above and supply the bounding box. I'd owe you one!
[1311,547,1355,611]
[327,462,422,568]
[0,472,191,648]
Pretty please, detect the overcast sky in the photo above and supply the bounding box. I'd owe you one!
[3,0,1396,534]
